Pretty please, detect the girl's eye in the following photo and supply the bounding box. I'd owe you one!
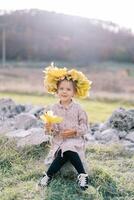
[59,87,64,90]
[58,87,71,91]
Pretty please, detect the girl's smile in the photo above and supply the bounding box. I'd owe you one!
[57,79,75,105]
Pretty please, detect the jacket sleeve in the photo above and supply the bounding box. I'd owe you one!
[75,108,89,136]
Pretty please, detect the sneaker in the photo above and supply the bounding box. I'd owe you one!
[38,172,51,187]
[77,173,88,190]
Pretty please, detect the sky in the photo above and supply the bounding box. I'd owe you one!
[0,0,134,31]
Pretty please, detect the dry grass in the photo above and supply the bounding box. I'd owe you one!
[0,65,134,102]
[0,67,44,94]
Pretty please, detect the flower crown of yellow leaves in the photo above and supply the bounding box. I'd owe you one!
[43,63,92,98]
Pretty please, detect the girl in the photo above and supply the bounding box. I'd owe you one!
[39,65,92,190]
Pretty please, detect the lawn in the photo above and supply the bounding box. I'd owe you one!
[0,137,134,200]
[0,92,134,199]
[0,92,133,123]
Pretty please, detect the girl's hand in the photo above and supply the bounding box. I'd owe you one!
[44,123,52,133]
[60,129,77,139]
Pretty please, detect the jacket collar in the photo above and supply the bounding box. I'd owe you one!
[57,100,74,110]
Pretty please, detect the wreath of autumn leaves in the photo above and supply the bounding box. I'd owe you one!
[43,63,92,98]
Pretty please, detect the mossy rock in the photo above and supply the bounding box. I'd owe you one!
[58,162,77,178]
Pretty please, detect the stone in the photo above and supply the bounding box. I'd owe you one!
[28,106,44,117]
[103,107,134,132]
[94,129,119,143]
[90,123,100,134]
[125,131,134,143]
[0,98,26,119]
[13,113,37,130]
[120,140,134,151]
[118,131,128,139]
[84,134,98,146]
[0,98,134,151]
[12,128,49,147]
[0,118,15,135]
[6,129,31,138]
[0,98,15,120]
[99,122,109,132]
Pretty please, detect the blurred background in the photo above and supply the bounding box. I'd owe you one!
[0,0,134,103]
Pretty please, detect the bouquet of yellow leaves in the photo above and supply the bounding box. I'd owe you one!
[40,110,63,134]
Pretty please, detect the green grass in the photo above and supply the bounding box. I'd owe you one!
[0,136,134,200]
[0,92,134,123]
[1,91,134,199]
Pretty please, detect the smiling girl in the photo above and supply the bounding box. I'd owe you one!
[38,65,92,190]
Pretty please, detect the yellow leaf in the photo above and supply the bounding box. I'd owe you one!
[40,110,63,124]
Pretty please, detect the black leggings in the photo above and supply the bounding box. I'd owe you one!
[47,150,86,177]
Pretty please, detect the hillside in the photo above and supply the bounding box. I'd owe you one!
[0,9,134,64]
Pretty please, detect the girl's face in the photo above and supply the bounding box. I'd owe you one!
[57,80,75,104]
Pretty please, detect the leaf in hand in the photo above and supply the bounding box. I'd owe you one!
[40,110,63,124]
